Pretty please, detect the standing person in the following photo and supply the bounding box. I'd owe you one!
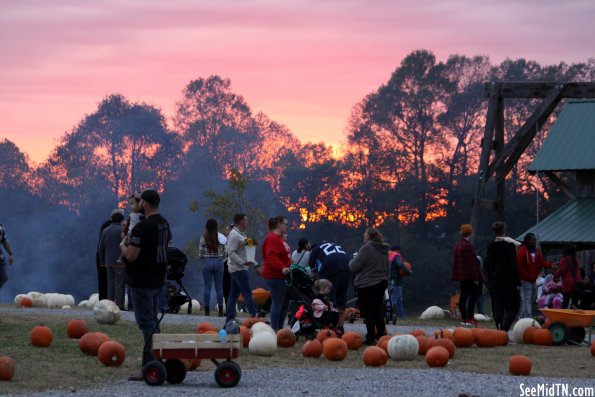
[99,209,126,309]
[198,219,226,317]
[451,224,484,327]
[122,192,144,310]
[221,224,232,310]
[516,233,552,318]
[291,238,311,270]
[484,221,521,331]
[388,245,411,320]
[96,215,111,300]
[553,244,582,309]
[121,189,172,379]
[349,228,390,345]
[226,213,259,322]
[308,241,352,332]
[261,216,291,331]
[0,223,15,290]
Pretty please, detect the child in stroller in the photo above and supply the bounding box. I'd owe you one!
[286,265,341,338]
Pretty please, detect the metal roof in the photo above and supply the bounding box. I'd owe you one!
[528,100,595,172]
[516,198,595,249]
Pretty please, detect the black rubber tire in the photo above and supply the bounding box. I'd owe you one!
[142,360,166,386]
[214,361,242,388]
[569,326,586,344]
[165,359,187,384]
[548,321,570,345]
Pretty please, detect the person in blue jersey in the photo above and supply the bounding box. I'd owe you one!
[308,241,351,332]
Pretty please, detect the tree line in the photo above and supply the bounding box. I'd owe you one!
[1,49,593,310]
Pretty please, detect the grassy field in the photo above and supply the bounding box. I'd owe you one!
[0,306,593,394]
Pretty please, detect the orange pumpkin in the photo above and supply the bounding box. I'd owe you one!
[342,332,363,350]
[97,341,126,367]
[409,329,426,337]
[344,307,359,321]
[532,329,553,346]
[316,329,337,343]
[322,338,348,361]
[67,319,89,339]
[425,346,449,367]
[240,326,251,347]
[453,327,474,348]
[494,330,509,346]
[523,326,538,344]
[428,337,456,358]
[30,325,53,347]
[276,329,297,348]
[197,322,217,334]
[543,319,551,329]
[416,336,430,355]
[242,317,265,328]
[19,296,33,308]
[362,346,388,367]
[470,328,482,344]
[79,332,110,356]
[252,288,270,305]
[433,329,454,342]
[475,329,498,348]
[302,339,323,358]
[509,355,532,376]
[0,355,15,381]
[590,341,595,357]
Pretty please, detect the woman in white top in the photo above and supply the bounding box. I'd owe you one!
[291,238,311,270]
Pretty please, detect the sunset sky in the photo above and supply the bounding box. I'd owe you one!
[1,0,594,163]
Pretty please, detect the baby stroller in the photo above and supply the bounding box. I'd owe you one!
[285,265,340,339]
[384,288,396,325]
[166,247,193,314]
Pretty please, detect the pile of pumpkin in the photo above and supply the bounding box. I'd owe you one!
[0,319,128,382]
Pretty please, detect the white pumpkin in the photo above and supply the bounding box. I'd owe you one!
[78,300,90,307]
[248,330,277,356]
[88,293,100,307]
[61,305,71,310]
[64,294,75,307]
[14,294,28,305]
[250,322,275,336]
[419,306,446,320]
[27,292,47,307]
[387,335,419,361]
[511,318,541,343]
[179,299,201,314]
[45,293,68,308]
[93,299,121,324]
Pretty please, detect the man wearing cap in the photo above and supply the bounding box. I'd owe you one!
[452,224,484,327]
[0,223,15,290]
[99,209,126,309]
[121,189,172,377]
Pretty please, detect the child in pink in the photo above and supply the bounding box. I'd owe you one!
[537,274,563,309]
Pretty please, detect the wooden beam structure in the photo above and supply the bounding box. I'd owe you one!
[470,82,595,243]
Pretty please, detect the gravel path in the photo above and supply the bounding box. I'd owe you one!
[3,307,594,397]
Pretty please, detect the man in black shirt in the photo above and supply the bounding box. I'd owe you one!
[122,189,172,378]
[308,242,351,330]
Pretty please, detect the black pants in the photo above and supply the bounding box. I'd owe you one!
[490,285,520,331]
[357,280,388,342]
[96,261,108,300]
[573,284,594,309]
[459,280,480,322]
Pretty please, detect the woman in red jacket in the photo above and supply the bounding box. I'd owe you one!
[261,216,291,331]
[554,244,582,309]
[517,233,552,318]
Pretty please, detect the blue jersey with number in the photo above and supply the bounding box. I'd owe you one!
[308,242,351,278]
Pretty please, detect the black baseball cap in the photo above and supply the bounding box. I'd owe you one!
[141,189,160,206]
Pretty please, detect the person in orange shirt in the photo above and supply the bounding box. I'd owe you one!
[516,233,552,318]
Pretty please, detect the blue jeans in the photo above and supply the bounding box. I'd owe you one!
[389,285,405,318]
[266,278,289,331]
[226,270,257,321]
[520,280,536,318]
[128,286,162,367]
[202,257,224,310]
[0,260,8,290]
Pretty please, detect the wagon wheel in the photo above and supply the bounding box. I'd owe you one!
[548,321,570,345]
[214,361,242,388]
[569,327,586,344]
[142,360,166,386]
[165,359,187,384]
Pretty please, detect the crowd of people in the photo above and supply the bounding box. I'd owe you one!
[453,222,595,332]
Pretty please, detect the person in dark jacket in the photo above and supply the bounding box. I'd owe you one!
[553,244,582,309]
[349,227,390,345]
[517,233,552,318]
[484,221,521,331]
[452,224,483,327]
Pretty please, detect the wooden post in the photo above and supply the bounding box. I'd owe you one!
[495,96,505,222]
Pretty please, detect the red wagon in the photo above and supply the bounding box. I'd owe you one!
[142,333,243,387]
